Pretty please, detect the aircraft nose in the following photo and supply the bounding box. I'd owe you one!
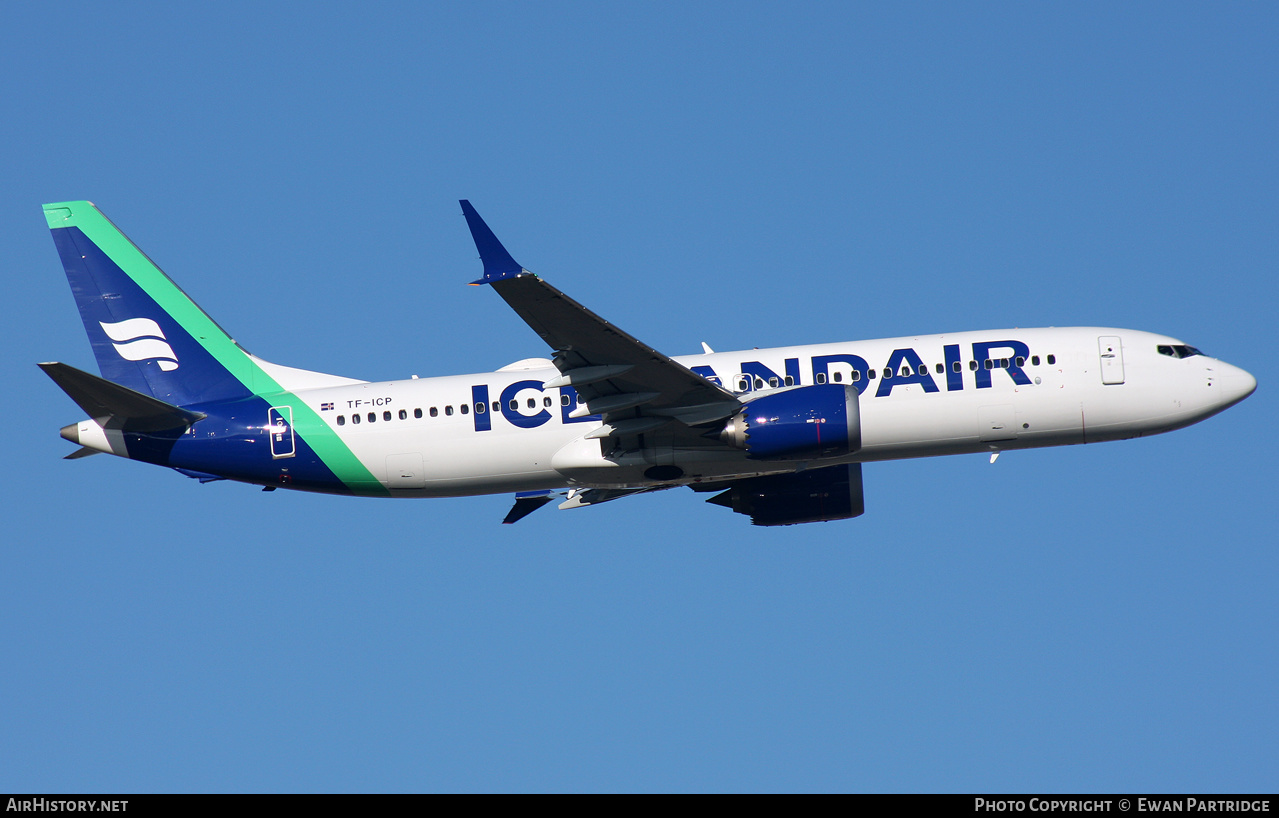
[1214,361,1257,408]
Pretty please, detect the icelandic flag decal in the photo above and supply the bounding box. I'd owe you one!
[321,402,334,411]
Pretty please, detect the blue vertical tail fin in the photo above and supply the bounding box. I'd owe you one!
[44,201,257,406]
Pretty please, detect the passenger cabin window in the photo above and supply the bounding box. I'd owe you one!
[475,402,485,414]
[1047,354,1056,365]
[867,369,876,379]
[851,370,861,382]
[399,409,407,420]
[815,373,826,385]
[367,412,376,423]
[935,363,944,374]
[383,411,392,421]
[560,395,569,406]
[352,414,361,424]
[969,361,978,371]
[883,368,893,379]
[445,406,454,416]
[1015,356,1025,367]
[768,377,779,388]
[832,372,842,383]
[430,407,439,417]
[460,404,469,415]
[414,408,423,419]
[493,401,500,412]
[1032,355,1040,366]
[337,415,345,426]
[543,396,552,407]
[952,362,961,373]
[784,376,794,386]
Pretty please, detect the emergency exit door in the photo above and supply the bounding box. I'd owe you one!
[268,406,295,459]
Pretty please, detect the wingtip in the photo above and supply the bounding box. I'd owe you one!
[459,200,525,284]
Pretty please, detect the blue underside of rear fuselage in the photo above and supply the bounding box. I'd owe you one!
[122,395,355,493]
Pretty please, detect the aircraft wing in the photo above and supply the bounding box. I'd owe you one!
[462,201,741,437]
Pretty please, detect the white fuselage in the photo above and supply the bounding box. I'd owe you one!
[275,327,1255,497]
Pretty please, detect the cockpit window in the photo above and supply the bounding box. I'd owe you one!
[1157,344,1204,359]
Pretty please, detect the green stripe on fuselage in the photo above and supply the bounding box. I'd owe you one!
[44,201,386,496]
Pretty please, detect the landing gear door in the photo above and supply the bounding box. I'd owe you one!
[1099,336,1125,385]
[269,406,295,459]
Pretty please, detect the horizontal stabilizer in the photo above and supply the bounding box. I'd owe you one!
[173,468,227,483]
[63,446,101,460]
[502,490,559,524]
[39,362,205,431]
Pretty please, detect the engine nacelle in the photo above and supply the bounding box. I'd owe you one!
[719,384,861,460]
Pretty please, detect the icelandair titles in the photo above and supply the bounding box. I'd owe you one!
[467,338,1041,431]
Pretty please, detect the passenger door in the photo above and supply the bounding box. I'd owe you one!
[1099,336,1125,385]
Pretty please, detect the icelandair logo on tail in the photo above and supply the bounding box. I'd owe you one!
[99,318,179,371]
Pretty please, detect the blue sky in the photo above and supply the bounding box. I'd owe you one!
[2,2,1275,792]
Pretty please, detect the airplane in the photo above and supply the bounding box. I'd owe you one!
[39,200,1257,525]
